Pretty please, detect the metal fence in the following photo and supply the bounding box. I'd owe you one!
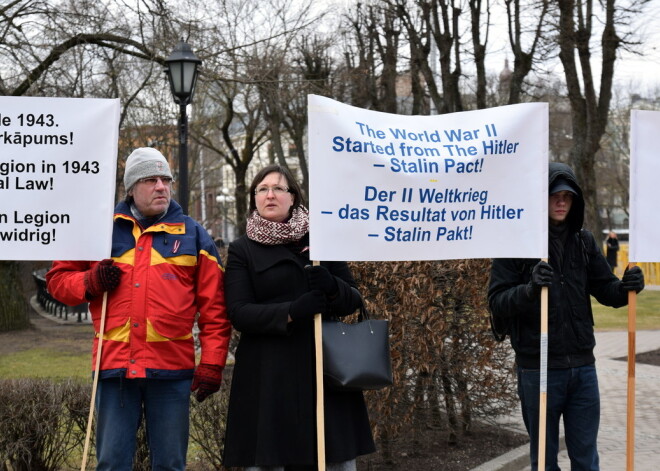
[32,268,88,323]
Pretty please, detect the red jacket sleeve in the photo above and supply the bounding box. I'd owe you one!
[195,250,231,367]
[46,260,93,306]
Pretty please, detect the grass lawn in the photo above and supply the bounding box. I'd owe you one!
[592,288,660,331]
[0,348,90,379]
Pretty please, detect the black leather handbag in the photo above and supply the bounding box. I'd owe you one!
[322,305,393,391]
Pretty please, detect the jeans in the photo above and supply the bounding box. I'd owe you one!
[95,378,192,471]
[517,365,600,471]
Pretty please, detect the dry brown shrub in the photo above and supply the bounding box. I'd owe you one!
[188,366,233,470]
[349,259,517,460]
[0,379,155,471]
[0,379,88,471]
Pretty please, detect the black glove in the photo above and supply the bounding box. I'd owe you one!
[191,364,223,402]
[84,259,121,298]
[306,265,338,297]
[289,290,328,321]
[526,261,553,298]
[621,266,644,293]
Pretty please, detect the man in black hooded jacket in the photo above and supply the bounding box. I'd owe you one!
[488,162,644,471]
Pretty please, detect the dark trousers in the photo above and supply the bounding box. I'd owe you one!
[517,364,600,471]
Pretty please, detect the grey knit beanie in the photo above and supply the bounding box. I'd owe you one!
[124,147,173,191]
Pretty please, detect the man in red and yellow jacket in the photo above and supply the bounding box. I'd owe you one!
[47,147,231,470]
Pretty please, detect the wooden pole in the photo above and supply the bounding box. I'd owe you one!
[312,260,326,471]
[538,257,549,471]
[627,262,637,471]
[81,292,108,471]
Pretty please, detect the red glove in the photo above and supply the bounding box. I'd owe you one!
[84,259,121,298]
[191,364,223,402]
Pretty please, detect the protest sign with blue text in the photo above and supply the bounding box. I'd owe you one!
[308,95,548,261]
[0,96,119,260]
[629,109,660,262]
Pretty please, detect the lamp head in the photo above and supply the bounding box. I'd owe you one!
[165,40,202,105]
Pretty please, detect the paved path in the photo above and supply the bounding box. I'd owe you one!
[475,330,660,471]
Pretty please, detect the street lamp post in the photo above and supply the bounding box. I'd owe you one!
[164,39,201,215]
[216,188,235,242]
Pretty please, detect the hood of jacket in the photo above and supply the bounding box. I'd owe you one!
[549,161,584,232]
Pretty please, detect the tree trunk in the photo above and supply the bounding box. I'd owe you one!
[431,1,461,113]
[372,4,400,114]
[411,372,427,445]
[557,0,621,236]
[233,164,249,236]
[506,0,549,105]
[0,261,30,332]
[469,0,488,109]
[439,356,458,445]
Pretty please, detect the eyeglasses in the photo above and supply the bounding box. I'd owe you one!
[138,176,174,187]
[254,185,290,196]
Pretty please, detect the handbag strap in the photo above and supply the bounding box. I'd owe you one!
[348,286,370,322]
[358,302,371,322]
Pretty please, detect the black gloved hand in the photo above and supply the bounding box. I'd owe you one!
[84,259,121,298]
[306,265,338,297]
[289,290,328,321]
[621,266,644,293]
[526,261,553,298]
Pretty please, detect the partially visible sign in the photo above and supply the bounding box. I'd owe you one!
[629,109,660,262]
[0,96,119,260]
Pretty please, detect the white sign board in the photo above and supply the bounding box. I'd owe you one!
[308,95,548,261]
[629,109,660,262]
[0,96,120,260]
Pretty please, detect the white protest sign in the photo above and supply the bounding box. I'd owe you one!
[308,95,548,261]
[0,96,119,260]
[629,109,660,262]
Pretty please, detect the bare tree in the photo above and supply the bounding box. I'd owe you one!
[194,61,268,235]
[395,0,444,113]
[284,36,335,196]
[256,35,336,198]
[188,0,320,233]
[597,86,660,230]
[393,0,496,114]
[504,0,552,104]
[0,0,191,331]
[343,2,381,109]
[468,0,491,109]
[366,2,402,113]
[555,0,647,235]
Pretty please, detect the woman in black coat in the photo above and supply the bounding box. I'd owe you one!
[222,164,375,471]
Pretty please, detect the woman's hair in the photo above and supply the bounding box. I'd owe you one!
[248,164,306,214]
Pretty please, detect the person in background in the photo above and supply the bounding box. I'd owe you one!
[47,147,231,470]
[488,161,644,471]
[222,164,375,471]
[606,231,619,273]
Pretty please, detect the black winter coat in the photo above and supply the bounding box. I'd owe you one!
[222,234,375,467]
[488,162,629,369]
